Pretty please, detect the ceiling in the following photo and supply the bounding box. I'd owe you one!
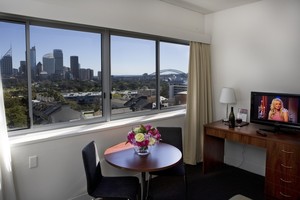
[159,0,261,14]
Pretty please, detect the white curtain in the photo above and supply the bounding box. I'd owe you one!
[184,41,213,165]
[0,73,17,200]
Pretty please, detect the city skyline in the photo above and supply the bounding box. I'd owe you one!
[0,21,189,77]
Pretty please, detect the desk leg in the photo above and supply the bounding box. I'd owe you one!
[203,133,225,173]
[141,172,146,200]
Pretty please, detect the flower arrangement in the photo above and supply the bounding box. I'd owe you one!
[126,124,161,155]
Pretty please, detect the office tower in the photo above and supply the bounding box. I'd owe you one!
[70,56,79,80]
[87,68,94,80]
[30,46,37,75]
[79,68,88,80]
[19,60,27,75]
[43,53,55,75]
[0,47,13,76]
[53,49,63,76]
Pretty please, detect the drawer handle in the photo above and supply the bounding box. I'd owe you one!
[281,164,293,169]
[280,178,292,183]
[280,192,292,198]
[281,149,294,154]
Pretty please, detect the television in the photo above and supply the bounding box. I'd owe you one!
[250,91,300,132]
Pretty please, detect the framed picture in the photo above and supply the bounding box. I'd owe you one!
[238,108,248,122]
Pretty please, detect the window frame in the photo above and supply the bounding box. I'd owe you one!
[0,14,189,137]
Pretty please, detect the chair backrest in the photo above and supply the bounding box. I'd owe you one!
[157,127,183,152]
[82,141,103,195]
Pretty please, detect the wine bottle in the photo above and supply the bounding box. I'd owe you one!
[228,107,235,128]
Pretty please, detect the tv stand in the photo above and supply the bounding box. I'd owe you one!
[204,121,300,200]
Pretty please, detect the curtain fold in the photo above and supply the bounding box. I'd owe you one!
[184,41,213,165]
[0,73,17,200]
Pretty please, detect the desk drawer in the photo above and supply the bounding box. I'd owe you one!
[266,168,300,190]
[226,132,266,148]
[205,128,225,138]
[267,142,300,163]
[265,181,300,200]
[266,158,300,176]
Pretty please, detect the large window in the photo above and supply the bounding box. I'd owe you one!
[29,25,102,126]
[0,21,28,130]
[111,35,156,115]
[160,42,189,108]
[0,16,189,134]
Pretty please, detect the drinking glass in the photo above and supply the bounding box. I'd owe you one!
[236,109,243,128]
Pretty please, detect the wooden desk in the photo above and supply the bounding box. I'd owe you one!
[104,142,182,200]
[203,121,300,200]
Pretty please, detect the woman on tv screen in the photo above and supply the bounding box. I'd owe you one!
[268,98,289,122]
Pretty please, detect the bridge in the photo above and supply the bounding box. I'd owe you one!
[149,69,187,76]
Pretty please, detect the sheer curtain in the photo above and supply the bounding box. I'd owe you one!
[0,74,17,200]
[184,41,213,165]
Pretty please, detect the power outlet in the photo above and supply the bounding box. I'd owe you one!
[29,155,38,168]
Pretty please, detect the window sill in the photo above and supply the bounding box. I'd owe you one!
[9,109,186,147]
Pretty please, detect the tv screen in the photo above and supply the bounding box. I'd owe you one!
[250,91,300,132]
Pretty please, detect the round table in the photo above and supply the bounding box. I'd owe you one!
[104,142,182,200]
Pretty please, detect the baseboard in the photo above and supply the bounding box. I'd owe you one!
[68,193,91,200]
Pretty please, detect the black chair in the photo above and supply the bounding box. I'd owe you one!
[82,141,141,200]
[147,127,186,199]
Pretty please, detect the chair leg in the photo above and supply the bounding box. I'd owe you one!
[184,175,187,200]
[146,174,152,200]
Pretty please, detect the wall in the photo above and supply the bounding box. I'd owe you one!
[206,0,300,175]
[10,114,185,200]
[0,0,209,43]
[0,1,204,199]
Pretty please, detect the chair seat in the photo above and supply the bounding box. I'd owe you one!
[91,176,140,199]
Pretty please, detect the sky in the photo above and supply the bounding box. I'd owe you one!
[0,21,189,76]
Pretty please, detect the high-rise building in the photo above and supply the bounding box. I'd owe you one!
[53,49,63,76]
[19,60,27,75]
[30,46,36,75]
[79,68,88,80]
[70,56,79,80]
[0,47,13,76]
[87,68,94,80]
[43,53,55,75]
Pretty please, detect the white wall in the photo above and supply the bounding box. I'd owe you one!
[206,0,300,175]
[0,1,205,199]
[10,115,185,200]
[0,1,200,199]
[0,0,209,43]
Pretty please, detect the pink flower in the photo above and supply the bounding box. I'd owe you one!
[126,124,160,147]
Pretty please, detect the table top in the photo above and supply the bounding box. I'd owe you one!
[104,142,182,172]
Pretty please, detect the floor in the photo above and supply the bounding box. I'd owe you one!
[147,163,265,200]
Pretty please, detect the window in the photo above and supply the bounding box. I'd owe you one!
[0,21,28,130]
[160,42,189,108]
[0,16,189,135]
[29,25,102,127]
[111,35,156,115]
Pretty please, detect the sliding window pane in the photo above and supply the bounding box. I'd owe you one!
[160,42,189,108]
[30,25,102,126]
[111,35,156,115]
[0,21,29,131]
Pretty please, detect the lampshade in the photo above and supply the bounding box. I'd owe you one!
[219,87,236,104]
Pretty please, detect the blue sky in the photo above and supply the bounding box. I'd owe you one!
[0,21,189,76]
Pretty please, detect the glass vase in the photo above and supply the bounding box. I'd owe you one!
[134,146,150,156]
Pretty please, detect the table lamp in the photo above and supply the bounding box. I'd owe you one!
[219,87,236,122]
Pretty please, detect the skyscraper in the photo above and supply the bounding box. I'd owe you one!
[30,46,36,73]
[70,56,79,80]
[53,49,63,76]
[0,47,13,76]
[43,53,55,75]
